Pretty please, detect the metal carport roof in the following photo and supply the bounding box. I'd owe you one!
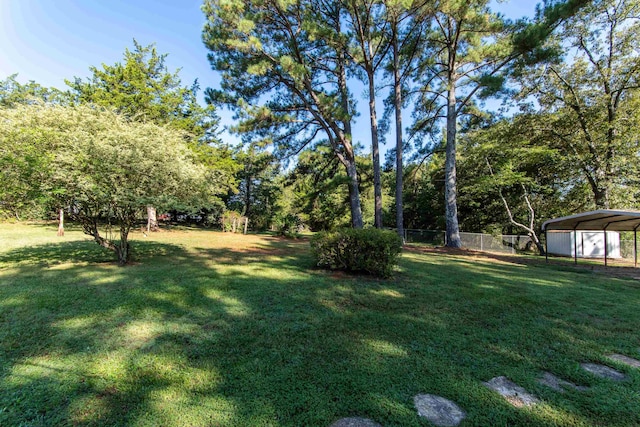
[542,209,640,267]
[542,209,640,232]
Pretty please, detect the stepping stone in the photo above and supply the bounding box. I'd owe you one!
[330,418,382,427]
[537,372,588,392]
[414,394,466,427]
[580,363,627,381]
[483,376,539,407]
[608,353,640,368]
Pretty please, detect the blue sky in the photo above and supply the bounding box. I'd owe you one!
[1,0,539,148]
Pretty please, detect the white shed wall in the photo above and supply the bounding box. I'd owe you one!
[547,231,620,258]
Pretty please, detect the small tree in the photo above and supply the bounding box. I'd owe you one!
[66,41,228,231]
[0,104,219,265]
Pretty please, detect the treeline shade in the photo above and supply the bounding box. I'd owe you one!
[0,104,221,265]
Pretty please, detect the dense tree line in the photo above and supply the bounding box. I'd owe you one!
[2,0,639,259]
[200,0,600,247]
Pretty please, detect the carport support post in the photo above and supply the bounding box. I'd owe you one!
[634,225,638,268]
[604,226,609,267]
[574,227,578,265]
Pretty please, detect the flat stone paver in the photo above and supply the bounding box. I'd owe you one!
[330,418,382,427]
[537,372,588,392]
[414,394,466,427]
[580,363,627,381]
[608,354,640,368]
[483,376,539,407]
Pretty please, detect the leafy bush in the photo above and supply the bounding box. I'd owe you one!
[274,213,303,238]
[310,228,403,278]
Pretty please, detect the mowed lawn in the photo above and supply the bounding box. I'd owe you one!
[1,223,639,426]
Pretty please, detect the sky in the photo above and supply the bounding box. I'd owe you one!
[1,0,539,148]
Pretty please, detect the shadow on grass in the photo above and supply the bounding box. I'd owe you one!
[406,245,640,281]
[0,235,639,426]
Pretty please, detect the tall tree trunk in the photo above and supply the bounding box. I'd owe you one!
[445,81,462,247]
[367,70,383,228]
[345,160,364,228]
[392,19,404,242]
[244,174,252,217]
[57,208,64,237]
[146,206,159,232]
[336,35,364,229]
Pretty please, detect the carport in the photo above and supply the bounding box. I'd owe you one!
[542,209,640,267]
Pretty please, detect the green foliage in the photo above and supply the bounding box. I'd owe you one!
[0,104,220,264]
[66,40,216,135]
[226,143,281,231]
[66,40,237,221]
[0,74,66,107]
[282,145,386,231]
[310,228,403,277]
[284,146,353,231]
[514,0,640,209]
[398,160,446,231]
[273,212,303,238]
[456,115,576,235]
[202,0,366,228]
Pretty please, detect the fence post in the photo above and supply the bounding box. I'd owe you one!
[511,236,515,254]
[480,234,484,251]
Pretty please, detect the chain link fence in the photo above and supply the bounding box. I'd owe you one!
[402,229,639,260]
[620,240,637,260]
[403,229,534,254]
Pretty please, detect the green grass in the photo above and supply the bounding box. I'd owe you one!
[1,223,639,426]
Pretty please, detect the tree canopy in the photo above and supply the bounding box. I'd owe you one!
[0,104,221,264]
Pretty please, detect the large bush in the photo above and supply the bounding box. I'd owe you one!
[310,228,403,278]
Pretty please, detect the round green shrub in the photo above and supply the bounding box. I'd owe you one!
[310,228,403,278]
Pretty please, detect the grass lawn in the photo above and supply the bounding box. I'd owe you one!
[1,223,639,426]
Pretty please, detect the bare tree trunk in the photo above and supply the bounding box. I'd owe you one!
[487,159,545,255]
[594,187,610,209]
[392,19,404,242]
[244,175,252,217]
[79,215,132,265]
[57,208,64,237]
[367,70,383,228]
[444,82,462,247]
[117,225,131,266]
[336,36,364,229]
[345,160,364,228]
[81,218,118,254]
[146,206,159,232]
